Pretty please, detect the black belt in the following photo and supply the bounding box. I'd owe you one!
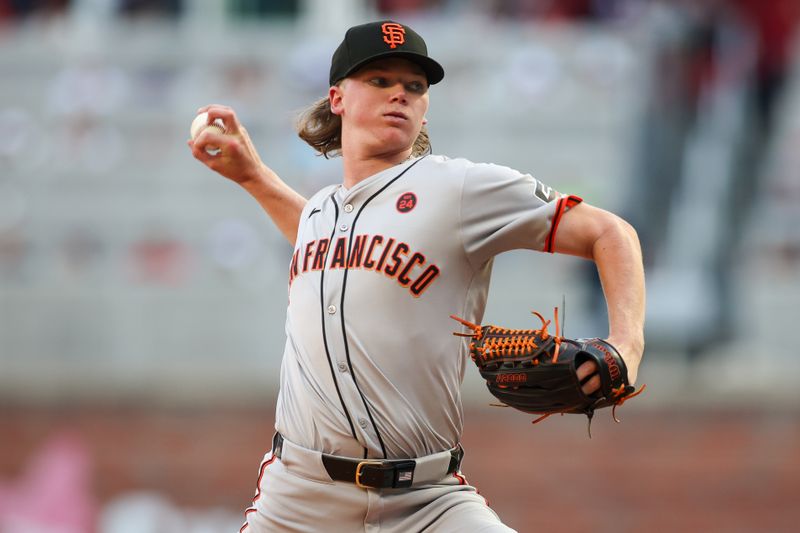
[272,433,463,489]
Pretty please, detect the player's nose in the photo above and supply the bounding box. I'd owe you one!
[389,84,408,104]
[390,93,408,105]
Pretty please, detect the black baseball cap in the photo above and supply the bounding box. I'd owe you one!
[329,20,445,86]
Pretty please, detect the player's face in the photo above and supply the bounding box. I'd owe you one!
[332,58,429,158]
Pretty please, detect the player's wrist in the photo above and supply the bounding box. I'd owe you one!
[238,163,274,189]
[605,335,643,383]
[606,336,644,360]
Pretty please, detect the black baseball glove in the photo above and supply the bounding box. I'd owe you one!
[451,310,644,436]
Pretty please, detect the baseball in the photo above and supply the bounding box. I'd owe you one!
[190,112,226,156]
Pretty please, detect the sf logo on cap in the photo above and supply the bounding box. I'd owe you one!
[382,22,405,49]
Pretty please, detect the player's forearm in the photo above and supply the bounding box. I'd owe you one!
[239,165,307,246]
[591,216,645,373]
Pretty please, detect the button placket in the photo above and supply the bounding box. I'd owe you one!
[339,195,355,231]
[327,194,383,452]
[311,195,378,454]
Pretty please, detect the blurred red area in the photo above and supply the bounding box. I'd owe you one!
[1,404,798,532]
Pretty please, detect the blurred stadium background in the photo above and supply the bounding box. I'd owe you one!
[1,0,799,531]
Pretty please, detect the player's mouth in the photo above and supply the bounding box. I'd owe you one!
[383,111,408,123]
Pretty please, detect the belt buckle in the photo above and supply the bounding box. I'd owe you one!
[355,460,384,489]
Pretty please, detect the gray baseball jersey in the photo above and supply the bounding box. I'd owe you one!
[274,154,581,460]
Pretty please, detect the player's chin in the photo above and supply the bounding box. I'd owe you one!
[386,122,421,141]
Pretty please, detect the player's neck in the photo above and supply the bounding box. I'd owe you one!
[341,148,414,189]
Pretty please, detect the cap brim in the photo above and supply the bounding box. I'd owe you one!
[339,51,445,85]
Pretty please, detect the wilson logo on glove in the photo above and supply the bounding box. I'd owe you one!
[496,373,527,384]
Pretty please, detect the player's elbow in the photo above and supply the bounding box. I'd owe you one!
[592,212,641,260]
[616,216,640,246]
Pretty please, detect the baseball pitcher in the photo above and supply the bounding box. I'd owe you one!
[189,20,645,533]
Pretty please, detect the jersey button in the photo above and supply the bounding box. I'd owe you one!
[339,223,348,232]
[337,362,347,372]
[344,203,354,213]
[327,305,336,314]
[358,418,368,428]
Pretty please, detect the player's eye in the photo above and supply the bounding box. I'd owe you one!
[369,77,389,87]
[405,81,427,94]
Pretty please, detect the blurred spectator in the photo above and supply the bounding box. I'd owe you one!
[0,182,28,233]
[0,229,30,283]
[0,0,70,20]
[0,108,37,164]
[729,0,800,224]
[47,63,130,117]
[373,0,637,22]
[487,0,595,20]
[59,226,106,280]
[206,218,263,274]
[226,0,299,19]
[99,492,242,532]
[130,230,192,286]
[622,0,799,356]
[117,0,182,18]
[0,432,96,533]
[376,0,444,16]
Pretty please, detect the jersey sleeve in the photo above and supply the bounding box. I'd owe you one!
[459,162,582,267]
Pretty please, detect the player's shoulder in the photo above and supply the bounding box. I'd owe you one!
[421,153,479,171]
[421,153,471,168]
[423,154,521,176]
[418,154,491,181]
[421,155,538,194]
[428,155,563,204]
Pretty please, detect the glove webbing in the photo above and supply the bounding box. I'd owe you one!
[451,309,562,366]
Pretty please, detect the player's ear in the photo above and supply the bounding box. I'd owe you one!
[422,116,428,125]
[329,84,344,116]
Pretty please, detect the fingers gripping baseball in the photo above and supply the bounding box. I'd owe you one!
[188,105,266,185]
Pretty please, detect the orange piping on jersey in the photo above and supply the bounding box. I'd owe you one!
[544,195,583,253]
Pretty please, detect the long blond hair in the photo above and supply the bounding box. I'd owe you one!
[296,96,430,159]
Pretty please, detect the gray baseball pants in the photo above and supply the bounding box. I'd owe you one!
[240,435,516,533]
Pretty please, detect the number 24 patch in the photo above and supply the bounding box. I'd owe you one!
[396,192,417,213]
